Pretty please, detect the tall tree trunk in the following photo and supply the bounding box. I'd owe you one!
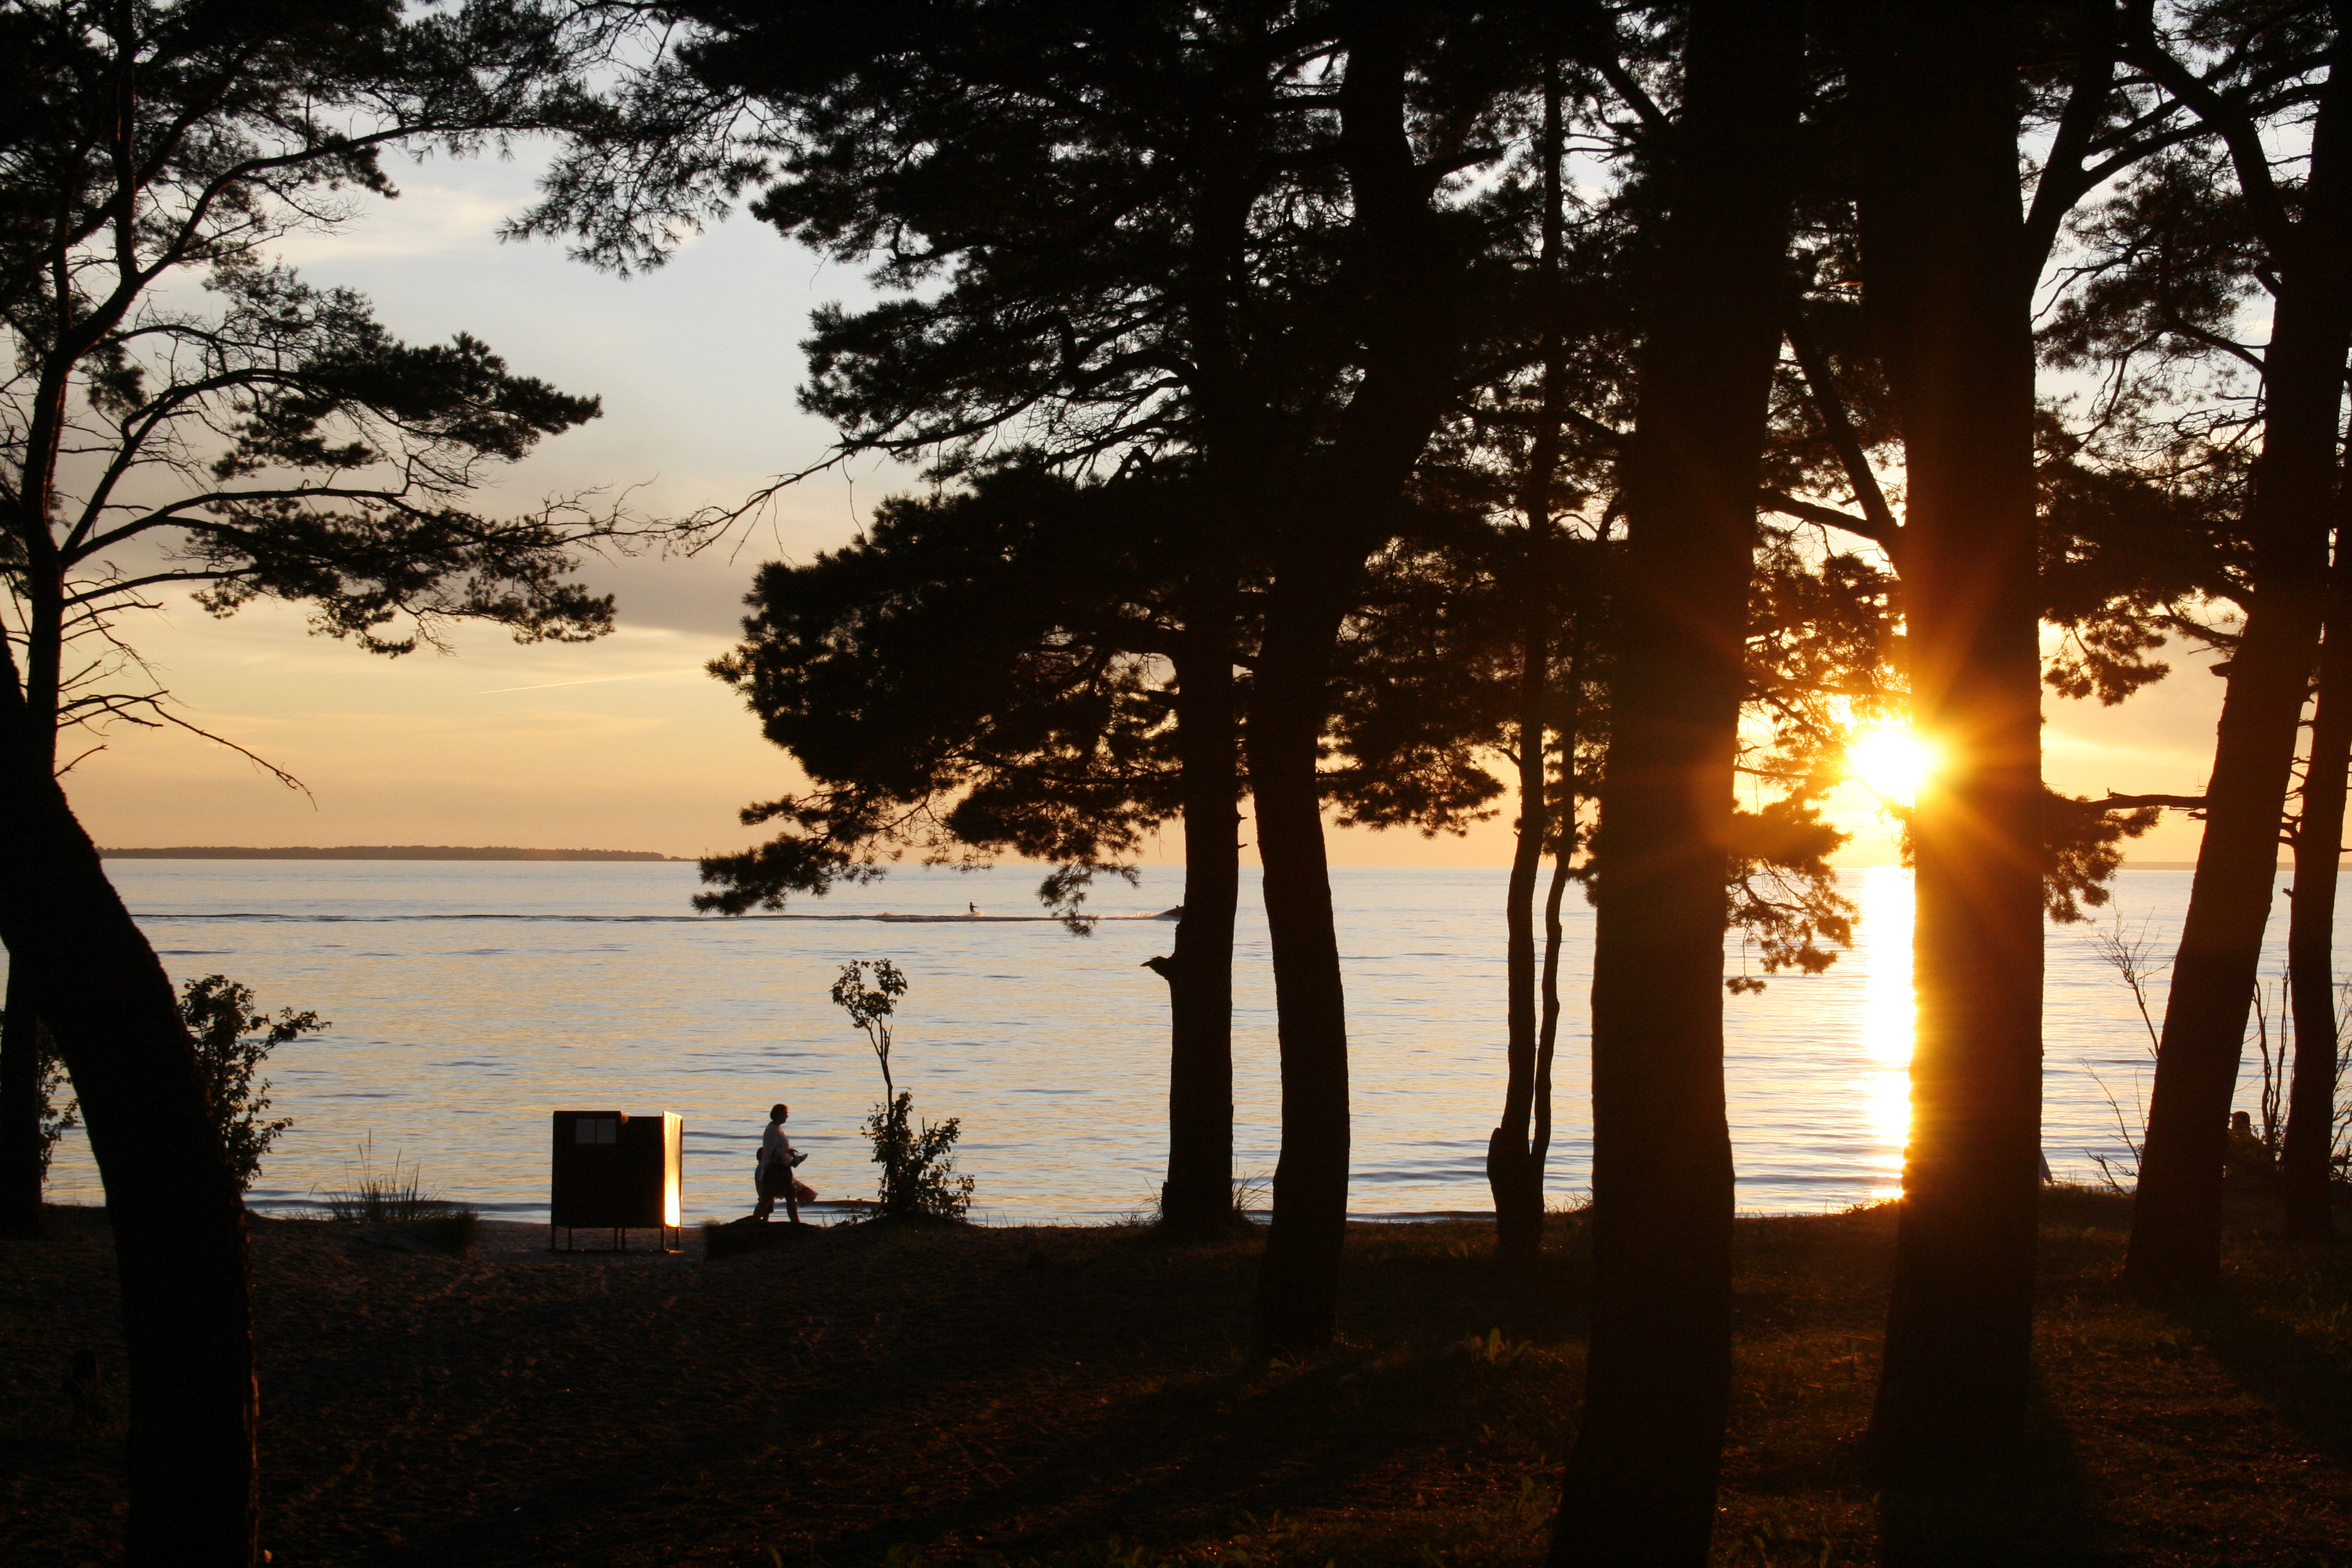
[1852,5,2047,1472]
[1549,4,1799,1561]
[0,966,42,1236]
[1533,752,1575,1172]
[0,638,257,1566]
[1159,621,1242,1236]
[0,571,62,1236]
[2283,526,2352,1241]
[2130,22,2352,1291]
[1248,1,1463,1351]
[1248,575,1356,1350]
[1491,640,1549,1255]
[1491,59,1566,1260]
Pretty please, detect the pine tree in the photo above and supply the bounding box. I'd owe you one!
[0,6,654,1561]
[1546,5,1802,1560]
[2122,0,2352,1290]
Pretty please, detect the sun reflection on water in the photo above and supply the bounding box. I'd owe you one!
[1859,866,1914,1198]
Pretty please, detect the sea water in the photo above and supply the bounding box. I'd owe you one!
[31,861,2306,1224]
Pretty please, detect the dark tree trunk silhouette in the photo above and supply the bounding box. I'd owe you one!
[1250,7,1465,1350]
[1534,776,1575,1172]
[2131,18,2352,1291]
[0,638,257,1566]
[1160,129,1255,1240]
[1158,619,1242,1235]
[1490,636,1549,1256]
[1853,5,2047,1471]
[1491,60,1566,1260]
[0,969,41,1236]
[1549,3,1799,1561]
[0,566,62,1237]
[1249,569,1358,1349]
[2283,526,2352,1241]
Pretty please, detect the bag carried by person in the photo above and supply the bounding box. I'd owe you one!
[756,1152,814,1202]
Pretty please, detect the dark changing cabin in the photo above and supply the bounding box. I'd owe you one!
[549,1111,682,1252]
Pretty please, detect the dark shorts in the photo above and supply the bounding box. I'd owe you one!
[758,1162,793,1199]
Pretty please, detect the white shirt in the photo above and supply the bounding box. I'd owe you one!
[759,1122,795,1169]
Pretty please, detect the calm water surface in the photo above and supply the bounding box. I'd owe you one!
[34,863,2306,1223]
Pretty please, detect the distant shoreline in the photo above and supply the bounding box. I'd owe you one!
[1835,861,2281,873]
[94,852,2277,870]
[100,845,686,863]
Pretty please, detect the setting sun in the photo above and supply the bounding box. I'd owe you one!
[1846,724,1935,804]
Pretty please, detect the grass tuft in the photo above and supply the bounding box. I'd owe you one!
[315,1133,475,1250]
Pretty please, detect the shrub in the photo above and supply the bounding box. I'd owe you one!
[33,1023,75,1178]
[178,973,326,1190]
[865,1091,974,1223]
[830,959,978,1221]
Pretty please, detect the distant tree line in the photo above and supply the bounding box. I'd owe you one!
[8,4,2352,1566]
[96,846,684,861]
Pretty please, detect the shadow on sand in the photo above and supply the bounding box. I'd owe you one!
[1874,1391,2110,1568]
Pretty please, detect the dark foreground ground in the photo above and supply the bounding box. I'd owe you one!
[3,1189,2351,1566]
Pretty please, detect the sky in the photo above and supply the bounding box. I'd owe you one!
[57,149,2226,869]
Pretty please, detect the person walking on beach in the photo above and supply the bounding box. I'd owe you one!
[754,1103,805,1223]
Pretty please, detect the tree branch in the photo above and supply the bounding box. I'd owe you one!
[1784,301,1901,550]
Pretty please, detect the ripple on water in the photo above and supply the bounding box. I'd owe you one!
[18,861,2288,1223]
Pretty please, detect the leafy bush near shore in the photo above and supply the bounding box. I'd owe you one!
[830,959,976,1223]
[25,970,322,1192]
[866,1091,975,1223]
[178,973,326,1189]
[33,1022,75,1178]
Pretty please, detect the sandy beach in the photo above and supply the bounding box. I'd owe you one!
[5,1196,2352,1566]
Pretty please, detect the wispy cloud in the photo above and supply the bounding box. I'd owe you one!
[475,670,694,695]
